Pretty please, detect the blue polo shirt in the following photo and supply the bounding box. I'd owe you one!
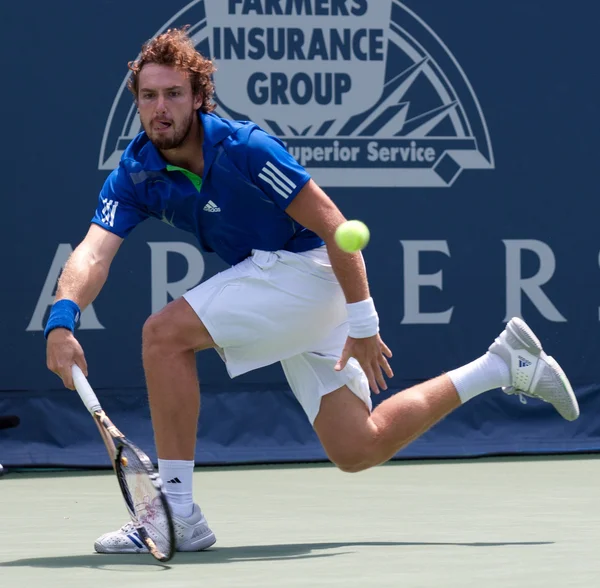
[92,112,323,265]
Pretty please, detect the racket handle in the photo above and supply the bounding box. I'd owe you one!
[72,365,102,413]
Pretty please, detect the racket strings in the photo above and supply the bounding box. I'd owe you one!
[118,446,174,558]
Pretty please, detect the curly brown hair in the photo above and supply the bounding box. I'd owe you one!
[127,26,216,113]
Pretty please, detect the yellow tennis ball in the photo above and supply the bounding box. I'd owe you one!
[334,220,370,253]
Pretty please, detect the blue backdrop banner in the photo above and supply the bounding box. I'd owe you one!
[1,0,598,467]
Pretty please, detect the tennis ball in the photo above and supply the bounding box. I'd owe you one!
[334,220,370,253]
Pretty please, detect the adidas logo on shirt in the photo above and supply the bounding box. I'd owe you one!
[166,477,182,484]
[203,200,221,213]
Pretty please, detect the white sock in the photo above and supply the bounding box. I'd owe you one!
[158,459,195,518]
[448,352,511,404]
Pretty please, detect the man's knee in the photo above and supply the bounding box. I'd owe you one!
[142,312,176,353]
[328,441,378,474]
[335,458,371,474]
[142,299,214,355]
[314,387,380,474]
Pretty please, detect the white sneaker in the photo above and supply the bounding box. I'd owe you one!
[489,317,580,421]
[94,504,216,554]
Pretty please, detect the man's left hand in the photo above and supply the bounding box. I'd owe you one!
[335,334,393,394]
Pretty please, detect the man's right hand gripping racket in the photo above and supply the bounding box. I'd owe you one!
[71,365,175,562]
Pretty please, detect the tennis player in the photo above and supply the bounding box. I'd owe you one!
[45,27,579,554]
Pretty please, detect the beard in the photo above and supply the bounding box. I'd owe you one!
[144,110,195,150]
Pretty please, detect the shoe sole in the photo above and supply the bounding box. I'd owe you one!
[544,355,579,421]
[507,318,579,421]
[94,542,147,554]
[95,531,217,555]
[507,317,542,355]
[178,531,217,552]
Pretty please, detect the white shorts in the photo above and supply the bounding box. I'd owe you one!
[183,247,371,424]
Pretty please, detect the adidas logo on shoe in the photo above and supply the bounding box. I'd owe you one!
[167,477,182,484]
[518,355,532,368]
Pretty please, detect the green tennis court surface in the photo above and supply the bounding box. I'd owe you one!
[1,457,599,587]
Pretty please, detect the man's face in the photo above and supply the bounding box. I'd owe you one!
[137,64,202,150]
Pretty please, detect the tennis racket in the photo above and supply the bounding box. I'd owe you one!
[71,365,175,562]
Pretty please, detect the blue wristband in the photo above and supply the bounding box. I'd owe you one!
[44,299,81,339]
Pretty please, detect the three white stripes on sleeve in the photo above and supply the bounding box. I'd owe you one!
[258,161,297,199]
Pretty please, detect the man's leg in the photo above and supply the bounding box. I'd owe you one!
[314,376,460,472]
[315,318,579,473]
[94,297,218,555]
[142,298,215,460]
[141,298,216,521]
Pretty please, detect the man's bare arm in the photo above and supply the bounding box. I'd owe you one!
[285,180,393,393]
[285,179,369,304]
[46,224,123,389]
[55,224,124,310]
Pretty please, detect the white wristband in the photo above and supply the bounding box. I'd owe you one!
[346,297,379,338]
